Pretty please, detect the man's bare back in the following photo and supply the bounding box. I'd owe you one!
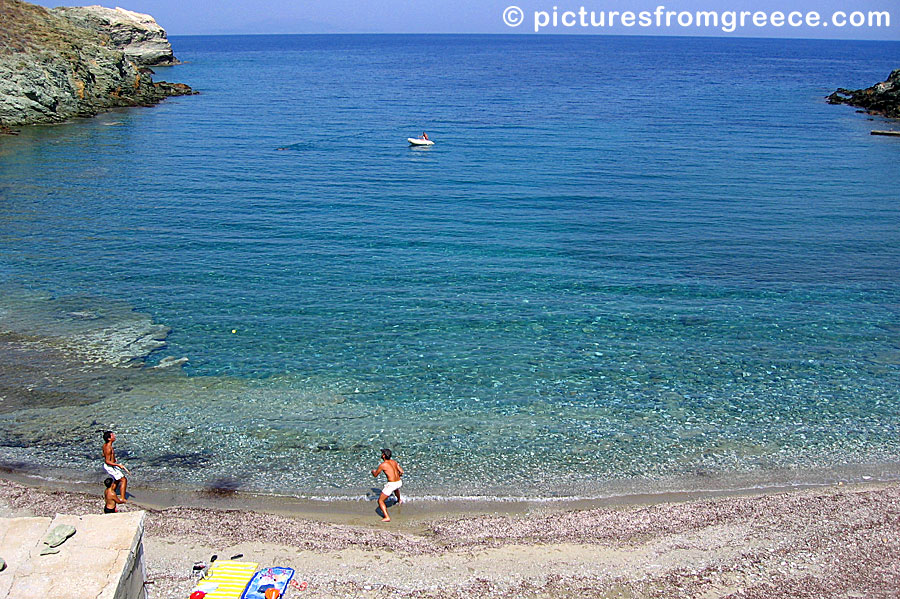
[374,459,402,482]
[103,478,126,513]
[371,449,403,522]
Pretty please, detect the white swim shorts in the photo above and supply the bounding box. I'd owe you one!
[382,480,402,496]
[103,464,125,480]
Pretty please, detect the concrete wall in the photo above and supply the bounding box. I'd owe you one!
[0,511,147,599]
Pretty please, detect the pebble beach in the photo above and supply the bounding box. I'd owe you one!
[1,477,898,598]
[2,12,900,599]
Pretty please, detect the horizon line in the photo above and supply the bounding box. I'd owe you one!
[164,31,900,43]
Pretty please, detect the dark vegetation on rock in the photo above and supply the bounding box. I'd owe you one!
[0,0,194,129]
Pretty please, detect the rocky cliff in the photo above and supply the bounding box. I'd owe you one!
[827,69,900,118]
[52,5,178,66]
[0,0,194,129]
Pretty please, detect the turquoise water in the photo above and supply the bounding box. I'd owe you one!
[0,35,899,498]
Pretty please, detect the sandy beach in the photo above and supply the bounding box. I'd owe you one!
[1,476,898,598]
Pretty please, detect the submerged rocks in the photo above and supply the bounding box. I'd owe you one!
[827,69,900,118]
[153,356,189,369]
[0,0,194,128]
[51,5,179,66]
[0,290,183,369]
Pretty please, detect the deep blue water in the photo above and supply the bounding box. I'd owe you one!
[0,35,898,498]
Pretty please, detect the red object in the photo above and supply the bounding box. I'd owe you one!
[264,589,281,599]
[190,591,206,599]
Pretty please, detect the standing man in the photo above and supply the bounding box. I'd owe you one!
[371,448,403,522]
[102,431,129,501]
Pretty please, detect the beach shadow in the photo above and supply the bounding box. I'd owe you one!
[368,487,402,519]
[200,477,242,498]
[365,487,400,506]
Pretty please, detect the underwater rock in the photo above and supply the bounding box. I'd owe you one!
[153,356,189,369]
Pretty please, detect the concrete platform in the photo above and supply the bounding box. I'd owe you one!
[0,511,147,599]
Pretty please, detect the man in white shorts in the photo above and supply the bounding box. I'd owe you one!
[102,431,130,501]
[371,448,403,522]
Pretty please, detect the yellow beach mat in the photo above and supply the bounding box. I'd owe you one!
[198,560,259,599]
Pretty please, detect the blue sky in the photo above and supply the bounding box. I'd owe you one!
[32,0,899,38]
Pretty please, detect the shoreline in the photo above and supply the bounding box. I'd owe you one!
[3,460,899,528]
[2,285,899,507]
[1,474,898,598]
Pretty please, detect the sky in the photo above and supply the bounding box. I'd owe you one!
[30,0,900,39]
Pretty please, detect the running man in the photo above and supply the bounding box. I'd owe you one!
[103,478,127,513]
[102,431,129,501]
[371,448,403,522]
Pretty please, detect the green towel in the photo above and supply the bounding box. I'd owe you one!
[43,524,76,548]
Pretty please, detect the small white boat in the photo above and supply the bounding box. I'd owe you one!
[408,137,434,146]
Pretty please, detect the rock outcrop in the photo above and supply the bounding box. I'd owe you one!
[827,69,900,118]
[0,0,194,128]
[52,5,178,66]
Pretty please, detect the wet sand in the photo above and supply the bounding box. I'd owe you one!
[1,476,898,598]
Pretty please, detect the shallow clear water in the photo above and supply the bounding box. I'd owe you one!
[0,35,899,498]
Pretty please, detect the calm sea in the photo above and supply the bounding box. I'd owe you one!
[0,35,898,499]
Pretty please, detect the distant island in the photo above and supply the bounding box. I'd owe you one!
[0,0,194,132]
[827,69,900,118]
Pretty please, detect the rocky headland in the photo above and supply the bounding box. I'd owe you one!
[827,69,900,118]
[0,0,194,130]
[52,5,179,66]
